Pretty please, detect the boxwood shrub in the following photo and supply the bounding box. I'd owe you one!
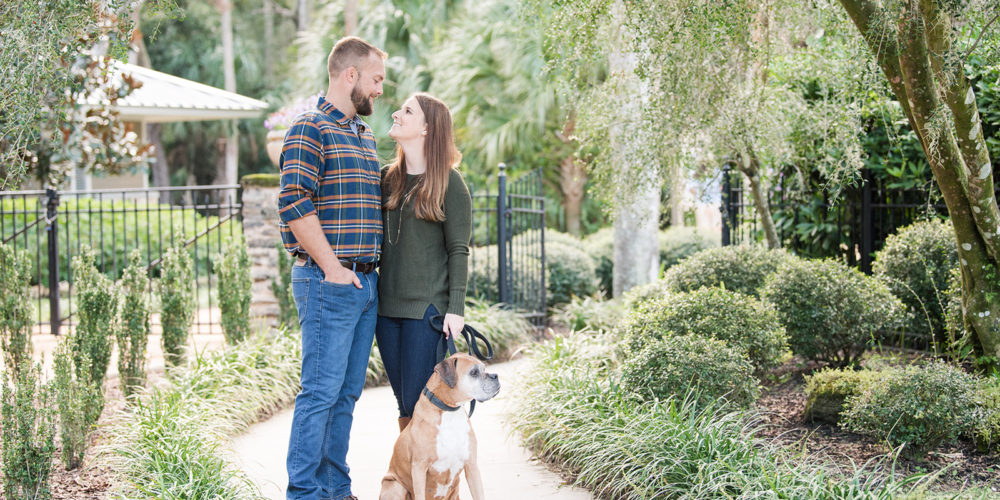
[620,287,787,372]
[803,368,878,424]
[841,361,979,458]
[761,258,901,367]
[663,245,794,298]
[973,375,1000,453]
[622,334,760,408]
[873,219,957,341]
[546,242,598,307]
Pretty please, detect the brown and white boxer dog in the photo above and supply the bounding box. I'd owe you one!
[379,352,501,500]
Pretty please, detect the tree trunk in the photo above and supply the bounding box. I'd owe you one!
[263,0,274,82]
[217,0,238,191]
[559,154,586,237]
[740,149,780,248]
[344,0,357,36]
[557,116,586,237]
[297,0,309,32]
[610,0,659,296]
[147,123,171,204]
[838,0,1000,365]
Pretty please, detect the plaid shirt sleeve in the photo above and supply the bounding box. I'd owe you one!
[278,115,323,223]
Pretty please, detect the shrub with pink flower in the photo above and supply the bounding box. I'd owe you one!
[264,92,323,130]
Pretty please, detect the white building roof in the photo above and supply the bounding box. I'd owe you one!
[80,61,270,123]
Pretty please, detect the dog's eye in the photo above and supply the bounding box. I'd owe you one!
[470,367,479,377]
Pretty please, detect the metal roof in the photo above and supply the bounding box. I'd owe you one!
[80,61,270,123]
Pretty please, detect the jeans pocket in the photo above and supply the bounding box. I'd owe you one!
[291,278,309,319]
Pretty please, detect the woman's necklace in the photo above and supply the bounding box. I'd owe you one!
[388,181,420,245]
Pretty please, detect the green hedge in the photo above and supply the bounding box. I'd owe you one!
[803,368,878,424]
[509,332,931,499]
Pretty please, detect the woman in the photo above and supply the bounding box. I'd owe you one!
[376,93,473,431]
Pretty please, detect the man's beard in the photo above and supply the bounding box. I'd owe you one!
[351,84,373,116]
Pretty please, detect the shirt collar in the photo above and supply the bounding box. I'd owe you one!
[317,95,367,132]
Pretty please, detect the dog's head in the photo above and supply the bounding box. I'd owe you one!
[433,353,500,403]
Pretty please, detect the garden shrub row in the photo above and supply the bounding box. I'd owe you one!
[804,362,1000,458]
[510,332,931,499]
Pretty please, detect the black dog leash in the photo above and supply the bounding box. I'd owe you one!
[428,314,495,417]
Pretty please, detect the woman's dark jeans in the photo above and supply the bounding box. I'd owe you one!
[375,305,442,418]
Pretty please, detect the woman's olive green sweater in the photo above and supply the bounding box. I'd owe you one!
[377,168,472,319]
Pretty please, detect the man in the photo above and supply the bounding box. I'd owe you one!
[277,36,387,500]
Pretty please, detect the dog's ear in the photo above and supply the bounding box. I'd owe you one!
[435,356,459,388]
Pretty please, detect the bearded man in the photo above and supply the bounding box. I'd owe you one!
[277,36,387,500]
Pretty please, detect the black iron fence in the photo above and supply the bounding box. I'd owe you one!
[721,165,964,273]
[0,185,242,336]
[468,165,546,325]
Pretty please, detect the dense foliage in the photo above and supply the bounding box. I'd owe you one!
[761,258,901,367]
[214,236,252,345]
[621,287,787,372]
[159,243,195,367]
[622,334,760,408]
[118,249,151,397]
[842,362,979,458]
[0,244,34,376]
[663,245,794,298]
[873,219,958,342]
[1,363,56,500]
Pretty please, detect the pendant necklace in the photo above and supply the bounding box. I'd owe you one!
[389,181,420,245]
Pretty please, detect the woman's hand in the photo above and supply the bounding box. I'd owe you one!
[442,313,465,339]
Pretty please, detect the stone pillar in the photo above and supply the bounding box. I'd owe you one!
[241,174,282,325]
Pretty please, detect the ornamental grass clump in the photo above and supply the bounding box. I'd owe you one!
[118,249,150,397]
[873,219,957,343]
[621,287,787,372]
[552,295,625,332]
[53,338,102,470]
[107,329,301,498]
[2,363,56,500]
[0,244,33,376]
[663,244,794,297]
[761,258,902,367]
[214,236,252,345]
[622,334,760,408]
[159,242,195,367]
[841,361,979,458]
[71,246,117,388]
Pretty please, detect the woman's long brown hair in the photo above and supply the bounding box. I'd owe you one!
[384,93,461,222]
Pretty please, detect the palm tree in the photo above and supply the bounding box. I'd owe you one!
[428,0,589,235]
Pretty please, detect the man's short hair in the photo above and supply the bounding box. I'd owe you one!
[327,37,387,79]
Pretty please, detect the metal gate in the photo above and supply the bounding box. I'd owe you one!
[0,185,242,336]
[468,165,546,325]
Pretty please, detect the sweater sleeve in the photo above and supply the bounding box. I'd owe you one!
[443,169,473,316]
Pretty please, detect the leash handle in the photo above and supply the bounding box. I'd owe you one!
[429,314,495,418]
[428,314,495,362]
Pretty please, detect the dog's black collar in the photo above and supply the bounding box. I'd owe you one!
[422,387,461,412]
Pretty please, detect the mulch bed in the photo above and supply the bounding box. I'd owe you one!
[756,359,1000,495]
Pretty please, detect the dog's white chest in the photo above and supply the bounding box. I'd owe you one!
[432,410,470,479]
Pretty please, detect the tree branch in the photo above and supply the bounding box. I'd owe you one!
[964,11,1000,63]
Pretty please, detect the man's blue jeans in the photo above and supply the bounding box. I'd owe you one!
[286,261,377,500]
